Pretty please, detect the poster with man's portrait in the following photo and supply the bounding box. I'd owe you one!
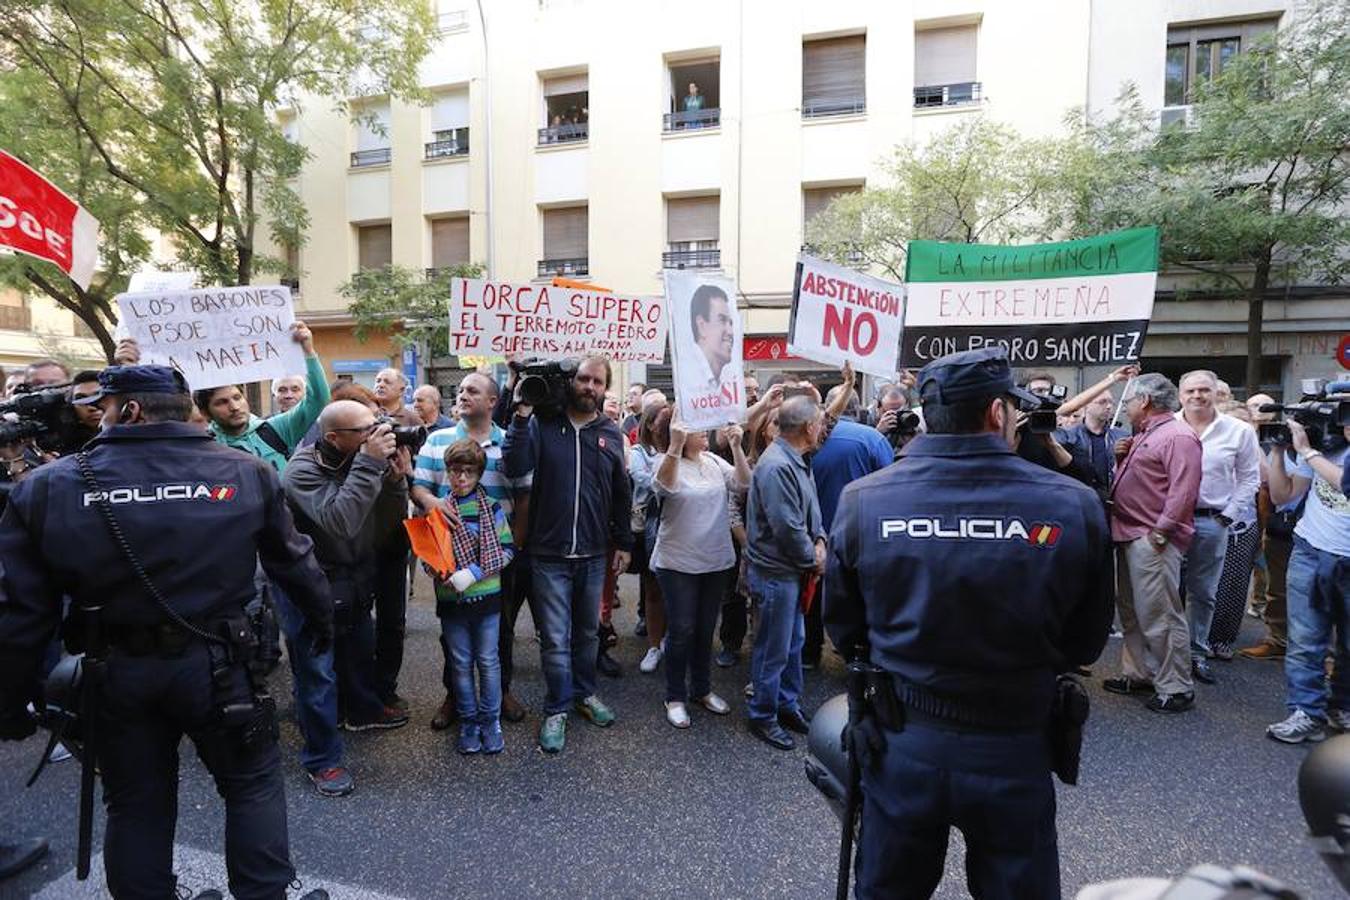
[663,269,746,429]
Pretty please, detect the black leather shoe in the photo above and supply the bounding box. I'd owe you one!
[430,694,457,731]
[1192,658,1217,685]
[750,720,796,750]
[0,838,48,880]
[1146,692,1195,714]
[778,709,811,735]
[1103,676,1154,695]
[596,650,622,678]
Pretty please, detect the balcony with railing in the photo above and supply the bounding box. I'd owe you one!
[537,122,588,145]
[662,247,720,269]
[802,243,865,265]
[350,148,392,168]
[0,305,32,331]
[663,108,721,132]
[802,98,866,119]
[425,128,469,160]
[537,257,588,278]
[913,81,982,109]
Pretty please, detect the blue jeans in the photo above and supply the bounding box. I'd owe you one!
[442,611,502,724]
[655,568,731,703]
[272,581,344,773]
[531,555,606,715]
[1184,516,1229,658]
[747,566,805,724]
[1284,538,1350,719]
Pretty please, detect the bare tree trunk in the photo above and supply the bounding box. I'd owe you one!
[1245,253,1271,394]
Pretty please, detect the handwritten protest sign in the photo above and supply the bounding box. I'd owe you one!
[448,278,667,362]
[788,254,905,378]
[115,285,306,390]
[664,269,745,429]
[901,226,1159,367]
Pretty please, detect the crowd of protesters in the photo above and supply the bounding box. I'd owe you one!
[0,340,1346,795]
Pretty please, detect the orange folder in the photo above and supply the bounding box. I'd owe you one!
[404,509,456,581]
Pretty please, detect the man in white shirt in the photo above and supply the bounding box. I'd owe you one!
[1176,370,1262,685]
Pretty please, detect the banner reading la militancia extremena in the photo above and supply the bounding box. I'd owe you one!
[900,226,1160,368]
[0,149,100,290]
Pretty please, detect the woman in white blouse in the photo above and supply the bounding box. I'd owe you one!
[651,410,751,728]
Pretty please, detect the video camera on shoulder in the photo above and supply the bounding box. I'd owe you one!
[0,384,81,454]
[510,358,577,415]
[1258,379,1350,451]
[373,416,428,454]
[1025,383,1068,434]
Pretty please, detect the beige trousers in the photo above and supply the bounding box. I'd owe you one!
[1116,538,1193,695]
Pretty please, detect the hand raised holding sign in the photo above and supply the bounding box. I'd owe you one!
[291,320,315,355]
[667,417,691,457]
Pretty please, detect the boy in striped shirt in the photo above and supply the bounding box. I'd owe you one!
[435,438,516,754]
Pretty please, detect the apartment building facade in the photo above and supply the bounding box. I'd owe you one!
[271,0,1347,400]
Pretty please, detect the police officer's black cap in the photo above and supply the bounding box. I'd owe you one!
[72,365,190,405]
[917,348,1041,410]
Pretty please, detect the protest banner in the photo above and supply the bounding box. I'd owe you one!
[0,149,100,290]
[448,278,667,362]
[664,269,745,429]
[787,253,905,378]
[115,285,307,391]
[901,226,1160,367]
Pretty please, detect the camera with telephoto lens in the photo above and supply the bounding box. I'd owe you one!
[374,416,428,454]
[0,384,81,453]
[1258,379,1350,451]
[1025,383,1069,434]
[510,358,577,415]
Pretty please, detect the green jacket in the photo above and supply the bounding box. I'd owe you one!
[209,354,330,474]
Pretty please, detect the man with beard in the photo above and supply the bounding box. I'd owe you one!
[502,356,632,754]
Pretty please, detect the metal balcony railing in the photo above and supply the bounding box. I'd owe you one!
[663,108,721,131]
[425,128,469,159]
[802,243,865,265]
[537,122,589,145]
[913,81,982,109]
[662,247,721,269]
[350,148,392,167]
[537,257,589,277]
[802,98,866,119]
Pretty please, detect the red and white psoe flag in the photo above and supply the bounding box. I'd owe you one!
[0,149,100,290]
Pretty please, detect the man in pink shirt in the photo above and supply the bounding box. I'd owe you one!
[1104,373,1203,712]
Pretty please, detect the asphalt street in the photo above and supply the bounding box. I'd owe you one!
[1,571,1340,899]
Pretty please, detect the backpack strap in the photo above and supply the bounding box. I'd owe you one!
[255,421,291,461]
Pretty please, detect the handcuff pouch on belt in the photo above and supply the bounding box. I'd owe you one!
[206,614,278,747]
[1049,674,1090,786]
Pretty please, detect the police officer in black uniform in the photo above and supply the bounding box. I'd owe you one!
[0,366,333,900]
[824,347,1114,899]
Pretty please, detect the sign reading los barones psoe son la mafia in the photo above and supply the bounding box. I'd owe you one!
[901,226,1160,368]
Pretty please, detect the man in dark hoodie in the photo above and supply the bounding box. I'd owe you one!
[502,355,632,754]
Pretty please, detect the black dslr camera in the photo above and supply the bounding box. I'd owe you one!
[374,416,428,454]
[510,358,577,415]
[0,384,80,452]
[1258,379,1350,451]
[1025,384,1069,434]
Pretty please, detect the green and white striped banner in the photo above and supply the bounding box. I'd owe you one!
[901,226,1159,367]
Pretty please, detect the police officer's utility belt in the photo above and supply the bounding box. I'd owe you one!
[879,675,1046,734]
[105,614,244,658]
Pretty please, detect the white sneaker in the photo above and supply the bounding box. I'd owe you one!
[665,701,691,729]
[695,692,731,715]
[1267,709,1327,744]
[744,681,754,698]
[639,646,663,674]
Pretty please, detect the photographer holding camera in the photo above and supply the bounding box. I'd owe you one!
[501,355,632,754]
[1265,409,1350,745]
[283,400,413,734]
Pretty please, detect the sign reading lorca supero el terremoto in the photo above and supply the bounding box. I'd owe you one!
[901,226,1159,367]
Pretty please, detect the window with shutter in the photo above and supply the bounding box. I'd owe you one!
[541,73,589,143]
[541,207,588,275]
[802,35,866,118]
[664,197,720,268]
[357,224,392,271]
[428,90,470,157]
[913,25,980,107]
[431,218,470,269]
[1162,17,1279,114]
[351,102,391,166]
[803,186,860,229]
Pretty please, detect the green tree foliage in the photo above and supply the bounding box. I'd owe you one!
[342,264,485,355]
[805,118,1087,282]
[0,0,435,360]
[1073,2,1350,390]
